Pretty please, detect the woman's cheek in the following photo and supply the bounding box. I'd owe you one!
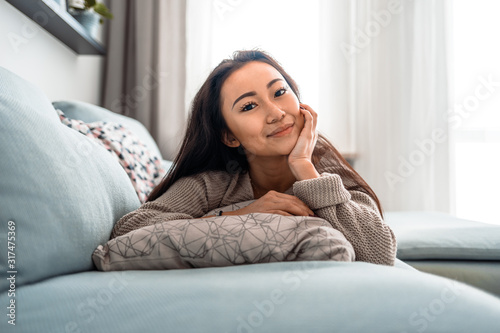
[290,98,300,116]
[241,123,263,145]
[287,96,300,119]
[296,109,305,131]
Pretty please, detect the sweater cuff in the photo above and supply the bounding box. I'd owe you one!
[293,173,351,210]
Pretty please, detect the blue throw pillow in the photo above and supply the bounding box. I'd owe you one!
[0,67,141,292]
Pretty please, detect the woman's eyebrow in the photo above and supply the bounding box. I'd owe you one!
[232,91,256,110]
[266,78,283,88]
[231,78,284,110]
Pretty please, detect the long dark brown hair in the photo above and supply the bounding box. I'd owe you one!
[147,50,383,217]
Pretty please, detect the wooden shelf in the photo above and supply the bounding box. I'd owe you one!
[6,0,105,55]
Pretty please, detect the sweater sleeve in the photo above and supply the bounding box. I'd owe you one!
[110,171,234,239]
[293,173,397,266]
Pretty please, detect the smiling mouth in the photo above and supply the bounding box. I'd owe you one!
[267,123,294,137]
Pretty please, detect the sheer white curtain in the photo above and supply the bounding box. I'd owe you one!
[318,0,354,155]
[185,0,451,212]
[103,0,187,160]
[344,0,451,212]
[185,0,216,117]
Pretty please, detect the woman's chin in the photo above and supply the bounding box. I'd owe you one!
[276,140,298,156]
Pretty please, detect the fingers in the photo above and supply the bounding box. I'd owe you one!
[245,190,315,217]
[299,104,318,139]
[266,191,314,216]
[298,109,318,152]
[300,103,317,118]
[270,210,293,217]
[301,109,314,135]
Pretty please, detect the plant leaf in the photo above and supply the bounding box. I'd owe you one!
[93,3,113,20]
[85,0,96,8]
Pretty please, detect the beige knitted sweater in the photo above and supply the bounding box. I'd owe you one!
[111,162,397,266]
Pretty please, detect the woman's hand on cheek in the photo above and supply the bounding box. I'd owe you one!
[288,103,320,181]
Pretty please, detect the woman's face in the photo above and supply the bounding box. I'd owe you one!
[220,61,303,158]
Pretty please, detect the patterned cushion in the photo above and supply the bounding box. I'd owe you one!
[56,109,166,203]
[92,209,355,271]
[52,100,163,159]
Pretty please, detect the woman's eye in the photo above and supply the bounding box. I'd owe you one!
[241,103,256,112]
[275,88,287,97]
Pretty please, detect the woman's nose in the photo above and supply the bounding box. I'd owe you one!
[266,104,286,124]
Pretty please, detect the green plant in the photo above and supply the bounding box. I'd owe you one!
[69,0,113,23]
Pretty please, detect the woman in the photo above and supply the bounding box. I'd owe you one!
[111,50,397,266]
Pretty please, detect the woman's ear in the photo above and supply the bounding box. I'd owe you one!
[222,131,241,148]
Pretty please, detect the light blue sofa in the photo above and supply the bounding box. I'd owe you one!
[385,211,500,297]
[1,66,500,333]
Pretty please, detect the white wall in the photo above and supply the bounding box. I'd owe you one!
[0,1,105,104]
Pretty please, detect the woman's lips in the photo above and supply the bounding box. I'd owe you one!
[268,123,294,137]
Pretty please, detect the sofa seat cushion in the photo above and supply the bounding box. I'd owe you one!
[385,211,500,260]
[0,67,141,292]
[1,261,499,332]
[405,260,500,296]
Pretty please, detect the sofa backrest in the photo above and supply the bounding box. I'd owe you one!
[0,67,141,292]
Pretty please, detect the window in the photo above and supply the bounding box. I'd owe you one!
[452,0,500,225]
[210,0,320,111]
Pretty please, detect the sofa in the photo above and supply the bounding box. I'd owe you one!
[384,211,500,297]
[1,66,500,333]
